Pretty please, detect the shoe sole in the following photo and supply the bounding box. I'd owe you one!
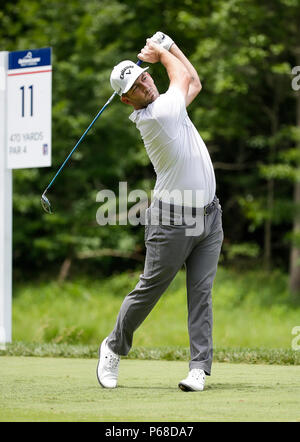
[178,382,204,392]
[178,382,194,392]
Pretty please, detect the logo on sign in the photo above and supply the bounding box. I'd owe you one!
[18,51,41,67]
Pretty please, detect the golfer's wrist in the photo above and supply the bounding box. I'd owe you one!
[158,46,168,62]
[169,42,177,55]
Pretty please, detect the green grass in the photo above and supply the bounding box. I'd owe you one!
[1,341,299,365]
[3,267,299,422]
[0,357,299,422]
[12,266,300,350]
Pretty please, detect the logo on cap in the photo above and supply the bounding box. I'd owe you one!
[120,65,134,80]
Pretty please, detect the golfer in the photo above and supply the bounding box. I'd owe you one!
[97,32,223,391]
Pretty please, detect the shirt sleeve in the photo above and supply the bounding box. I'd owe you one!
[151,86,187,138]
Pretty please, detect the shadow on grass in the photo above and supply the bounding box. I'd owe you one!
[113,383,271,392]
[205,383,273,391]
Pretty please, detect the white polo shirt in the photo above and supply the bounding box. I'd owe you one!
[129,86,216,207]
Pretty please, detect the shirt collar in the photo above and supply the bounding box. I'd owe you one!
[129,109,142,123]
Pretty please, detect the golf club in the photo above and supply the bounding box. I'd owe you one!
[41,59,143,214]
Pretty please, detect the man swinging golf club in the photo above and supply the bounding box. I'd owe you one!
[97,32,223,391]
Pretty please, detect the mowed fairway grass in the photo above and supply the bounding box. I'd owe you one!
[0,357,299,422]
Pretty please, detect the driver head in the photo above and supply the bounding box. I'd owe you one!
[41,193,52,214]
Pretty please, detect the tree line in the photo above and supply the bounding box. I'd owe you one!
[1,0,300,298]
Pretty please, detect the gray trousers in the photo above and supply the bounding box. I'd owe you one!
[107,198,223,375]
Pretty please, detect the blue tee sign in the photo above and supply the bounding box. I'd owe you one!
[6,47,52,169]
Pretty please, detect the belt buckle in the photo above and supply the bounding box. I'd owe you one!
[204,200,215,216]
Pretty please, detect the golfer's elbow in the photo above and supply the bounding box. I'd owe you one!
[182,69,193,88]
[176,70,201,98]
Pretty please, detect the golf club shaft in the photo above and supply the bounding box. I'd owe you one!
[44,59,143,194]
[44,91,117,193]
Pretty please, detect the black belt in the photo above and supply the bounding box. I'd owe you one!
[158,195,219,217]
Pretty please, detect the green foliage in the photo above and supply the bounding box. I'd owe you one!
[0,0,299,277]
[223,242,260,260]
[12,267,300,348]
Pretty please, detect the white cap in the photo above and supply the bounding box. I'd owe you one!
[110,60,149,96]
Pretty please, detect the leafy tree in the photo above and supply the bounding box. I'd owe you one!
[177,0,299,295]
[1,0,299,300]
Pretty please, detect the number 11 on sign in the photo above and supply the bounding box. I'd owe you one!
[20,85,33,117]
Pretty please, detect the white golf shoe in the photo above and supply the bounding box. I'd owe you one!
[97,337,120,388]
[178,368,206,392]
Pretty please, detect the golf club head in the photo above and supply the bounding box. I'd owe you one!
[41,192,52,214]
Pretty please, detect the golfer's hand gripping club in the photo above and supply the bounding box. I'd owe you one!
[40,59,143,214]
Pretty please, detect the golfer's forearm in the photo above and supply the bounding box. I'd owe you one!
[159,48,192,87]
[170,43,202,92]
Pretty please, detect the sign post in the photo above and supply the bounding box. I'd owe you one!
[0,51,12,348]
[0,48,52,348]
